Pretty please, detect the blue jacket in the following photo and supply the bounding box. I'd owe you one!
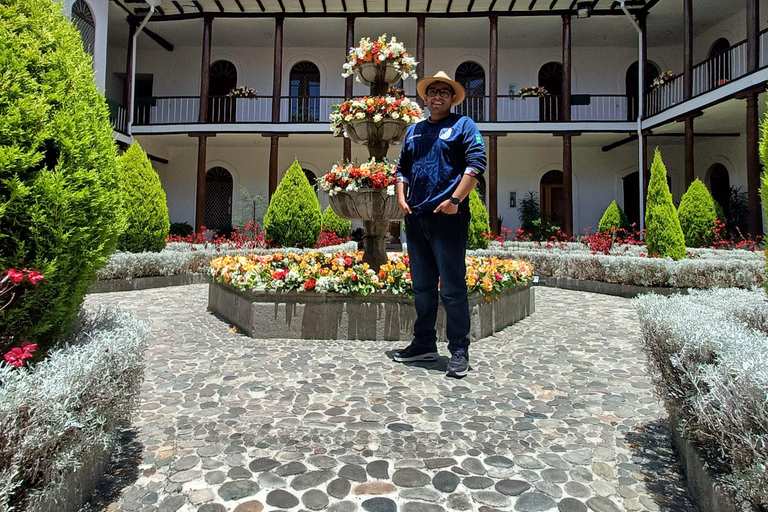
[396,113,487,215]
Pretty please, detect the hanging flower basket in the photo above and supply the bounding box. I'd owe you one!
[329,189,404,222]
[343,118,410,145]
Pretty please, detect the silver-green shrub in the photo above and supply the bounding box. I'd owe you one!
[634,289,768,508]
[0,306,148,511]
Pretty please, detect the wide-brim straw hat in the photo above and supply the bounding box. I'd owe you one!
[416,71,466,107]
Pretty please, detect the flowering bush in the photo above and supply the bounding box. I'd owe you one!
[1,268,44,356]
[4,342,37,368]
[321,158,398,196]
[315,227,350,248]
[330,95,424,136]
[518,86,548,98]
[342,34,418,82]
[227,86,258,98]
[651,70,678,89]
[167,222,270,249]
[209,251,533,300]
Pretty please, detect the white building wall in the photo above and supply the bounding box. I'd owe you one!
[60,0,109,93]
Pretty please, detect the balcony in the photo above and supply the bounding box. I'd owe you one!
[107,99,128,134]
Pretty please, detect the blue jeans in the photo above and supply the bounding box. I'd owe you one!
[404,209,471,355]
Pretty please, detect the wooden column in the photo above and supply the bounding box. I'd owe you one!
[684,118,694,188]
[640,13,648,118]
[643,135,649,202]
[746,92,762,235]
[343,17,355,161]
[124,22,136,126]
[488,135,499,236]
[683,0,693,100]
[271,17,284,123]
[195,135,208,232]
[269,135,280,198]
[416,16,425,107]
[562,135,573,236]
[198,15,212,123]
[489,15,498,122]
[562,15,571,121]
[747,0,759,73]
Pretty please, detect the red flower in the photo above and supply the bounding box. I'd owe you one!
[7,268,23,284]
[494,272,503,281]
[4,342,35,368]
[344,257,353,266]
[27,271,44,285]
[304,278,316,291]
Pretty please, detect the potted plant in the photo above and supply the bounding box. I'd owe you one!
[650,71,678,90]
[227,86,258,98]
[518,86,548,98]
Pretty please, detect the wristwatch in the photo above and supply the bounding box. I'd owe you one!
[450,196,461,206]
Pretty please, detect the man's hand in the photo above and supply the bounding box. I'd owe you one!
[398,196,412,216]
[433,199,459,215]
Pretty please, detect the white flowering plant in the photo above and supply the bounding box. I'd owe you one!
[329,95,424,136]
[342,34,418,82]
[320,158,398,197]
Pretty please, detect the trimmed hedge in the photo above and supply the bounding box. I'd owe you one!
[322,205,351,238]
[467,188,490,250]
[116,142,170,253]
[0,306,147,511]
[645,149,686,260]
[597,201,629,232]
[264,159,321,248]
[678,179,717,247]
[0,0,124,351]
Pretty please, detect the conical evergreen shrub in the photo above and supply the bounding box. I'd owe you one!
[117,143,170,252]
[322,205,351,238]
[467,189,490,249]
[0,0,125,350]
[644,149,686,260]
[264,159,321,247]
[760,108,768,238]
[678,179,717,247]
[598,201,630,232]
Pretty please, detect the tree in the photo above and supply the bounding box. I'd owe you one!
[116,143,170,252]
[644,149,686,260]
[264,159,322,247]
[598,201,630,233]
[322,205,352,238]
[467,189,490,249]
[677,179,717,247]
[0,0,124,350]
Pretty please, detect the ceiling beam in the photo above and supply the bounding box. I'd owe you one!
[299,0,306,11]
[467,0,475,11]
[602,132,741,152]
[528,0,536,10]
[214,0,225,12]
[234,0,246,11]
[255,0,266,11]
[507,0,516,10]
[192,1,204,12]
[549,0,557,9]
[488,0,497,9]
[143,27,174,51]
[446,0,453,11]
[172,1,184,13]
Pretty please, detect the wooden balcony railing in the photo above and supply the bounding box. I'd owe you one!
[106,99,128,134]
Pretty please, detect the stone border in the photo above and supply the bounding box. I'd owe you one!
[88,273,210,294]
[537,276,689,298]
[208,282,534,340]
[668,413,757,512]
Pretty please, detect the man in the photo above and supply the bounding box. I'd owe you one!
[392,71,487,378]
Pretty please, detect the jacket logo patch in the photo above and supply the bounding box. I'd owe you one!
[475,133,484,145]
[407,134,422,141]
[439,128,452,140]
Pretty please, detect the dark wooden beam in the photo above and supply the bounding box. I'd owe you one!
[148,154,170,165]
[299,0,306,11]
[194,135,208,232]
[508,0,516,10]
[271,17,284,123]
[684,117,694,187]
[746,92,762,235]
[549,0,557,9]
[416,16,425,106]
[683,0,692,100]
[562,134,574,236]
[489,135,499,236]
[468,0,476,11]
[385,0,389,11]
[156,6,165,15]
[489,14,498,121]
[488,0,497,10]
[255,0,266,11]
[363,0,368,12]
[172,1,184,13]
[528,0,537,10]
[192,1,204,12]
[198,16,212,123]
[406,0,410,11]
[341,0,347,11]
[234,0,246,12]
[321,0,327,11]
[124,23,136,127]
[747,0,759,73]
[144,28,174,51]
[562,14,571,121]
[446,0,453,11]
[344,16,355,161]
[427,0,433,11]
[568,0,577,8]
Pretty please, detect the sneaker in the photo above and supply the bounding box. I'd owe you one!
[393,343,439,362]
[446,352,469,377]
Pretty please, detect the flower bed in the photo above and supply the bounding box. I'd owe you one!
[0,306,148,511]
[471,241,765,289]
[634,288,768,510]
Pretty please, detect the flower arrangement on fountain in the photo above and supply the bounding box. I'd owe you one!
[329,95,424,137]
[227,86,258,98]
[518,86,549,98]
[342,34,418,82]
[209,251,534,300]
[320,158,398,196]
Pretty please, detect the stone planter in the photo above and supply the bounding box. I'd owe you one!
[208,281,534,341]
[344,118,409,146]
[329,189,404,222]
[355,61,402,88]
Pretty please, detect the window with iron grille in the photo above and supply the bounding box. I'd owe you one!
[455,62,485,122]
[205,167,233,234]
[72,0,95,58]
[290,61,320,122]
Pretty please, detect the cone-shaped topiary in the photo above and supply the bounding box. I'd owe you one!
[644,149,686,260]
[760,107,768,238]
[264,159,322,247]
[467,188,490,250]
[597,201,630,233]
[116,143,170,252]
[0,0,125,351]
[677,179,718,247]
[322,205,351,238]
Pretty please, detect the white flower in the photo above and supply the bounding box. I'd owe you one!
[392,112,400,119]
[387,184,395,196]
[373,113,383,122]
[355,112,365,119]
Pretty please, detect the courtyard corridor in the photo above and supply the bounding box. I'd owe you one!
[82,285,698,512]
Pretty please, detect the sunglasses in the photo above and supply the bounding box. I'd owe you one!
[426,89,453,98]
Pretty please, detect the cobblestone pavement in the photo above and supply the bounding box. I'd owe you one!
[82,285,698,512]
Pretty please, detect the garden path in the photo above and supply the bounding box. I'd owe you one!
[82,285,698,512]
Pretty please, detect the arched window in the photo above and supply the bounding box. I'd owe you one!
[538,62,562,121]
[209,60,238,123]
[455,61,485,122]
[709,38,731,89]
[290,61,320,122]
[205,167,233,234]
[625,61,660,120]
[708,163,730,220]
[71,0,95,57]
[540,170,565,226]
[303,168,318,192]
